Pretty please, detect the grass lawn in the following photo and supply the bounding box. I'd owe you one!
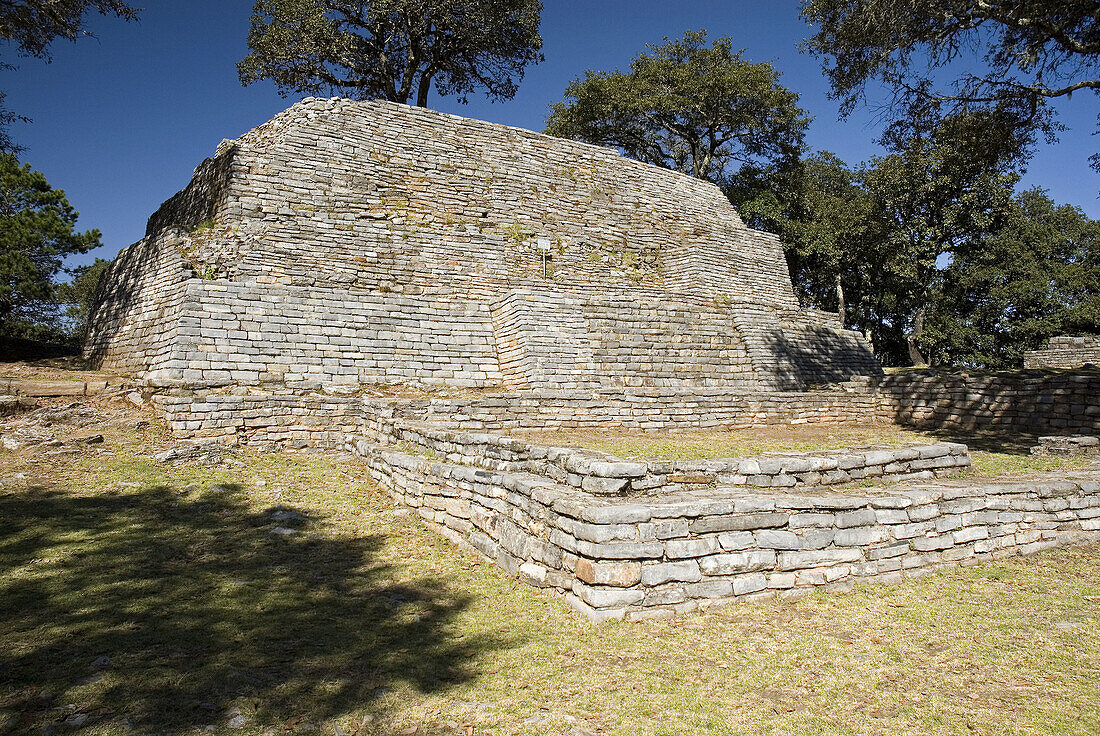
[514,424,1099,479]
[1,398,1098,736]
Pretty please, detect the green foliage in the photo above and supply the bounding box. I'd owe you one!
[238,0,543,107]
[800,0,1099,161]
[0,0,138,60]
[189,218,216,234]
[736,110,1037,368]
[545,30,809,182]
[0,153,100,339]
[56,257,110,340]
[858,110,1025,364]
[0,91,27,154]
[925,189,1100,369]
[731,151,883,330]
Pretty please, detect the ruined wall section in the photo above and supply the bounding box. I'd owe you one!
[145,143,239,237]
[83,231,190,379]
[90,98,877,390]
[169,282,504,389]
[1024,336,1100,369]
[490,288,761,389]
[876,370,1100,434]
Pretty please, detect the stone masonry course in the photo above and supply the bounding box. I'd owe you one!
[85,97,878,393]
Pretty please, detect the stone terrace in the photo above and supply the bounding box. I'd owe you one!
[343,422,1100,621]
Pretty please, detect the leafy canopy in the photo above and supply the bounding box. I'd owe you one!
[0,1,139,152]
[0,0,138,60]
[545,30,809,181]
[0,153,100,337]
[736,110,1028,367]
[926,189,1100,369]
[238,0,543,107]
[733,151,885,329]
[801,0,1100,145]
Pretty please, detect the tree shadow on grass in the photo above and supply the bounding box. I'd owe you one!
[923,428,1041,455]
[0,483,506,734]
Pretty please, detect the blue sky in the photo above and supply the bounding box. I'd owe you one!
[3,0,1099,271]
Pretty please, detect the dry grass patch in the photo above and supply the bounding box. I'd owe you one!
[1,399,1098,735]
[514,424,1098,480]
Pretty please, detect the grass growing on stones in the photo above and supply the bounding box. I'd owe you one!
[2,401,1098,736]
[515,425,1098,479]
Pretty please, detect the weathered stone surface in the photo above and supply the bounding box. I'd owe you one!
[754,530,801,549]
[699,550,777,575]
[665,537,720,559]
[575,559,641,587]
[691,512,788,534]
[572,583,645,609]
[777,549,863,570]
[641,561,702,586]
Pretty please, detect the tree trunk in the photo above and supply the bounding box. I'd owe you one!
[415,74,431,107]
[907,304,927,366]
[835,274,846,327]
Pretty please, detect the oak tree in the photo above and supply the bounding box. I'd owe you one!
[545,30,808,182]
[801,0,1100,151]
[0,0,137,59]
[926,189,1100,369]
[0,1,138,152]
[238,0,543,107]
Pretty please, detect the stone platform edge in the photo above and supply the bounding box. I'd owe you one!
[345,435,1100,622]
[370,416,972,494]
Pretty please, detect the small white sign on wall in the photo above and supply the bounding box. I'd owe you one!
[537,238,552,278]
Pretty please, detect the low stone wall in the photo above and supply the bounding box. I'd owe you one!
[417,388,879,431]
[153,370,1100,449]
[153,388,885,445]
[1024,336,1100,369]
[379,418,970,494]
[875,370,1100,434]
[155,393,372,447]
[347,437,1100,621]
[1032,435,1100,457]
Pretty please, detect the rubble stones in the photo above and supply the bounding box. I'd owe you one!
[1031,435,1100,457]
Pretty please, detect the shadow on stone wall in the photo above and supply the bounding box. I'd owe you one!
[0,484,504,733]
[875,368,1100,438]
[763,325,882,390]
[81,241,143,370]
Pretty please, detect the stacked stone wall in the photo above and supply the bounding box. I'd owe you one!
[369,418,971,494]
[145,144,238,237]
[154,368,1100,446]
[87,98,879,391]
[154,393,369,448]
[875,370,1100,434]
[83,232,189,379]
[155,389,882,446]
[1024,336,1100,369]
[347,437,1100,621]
[207,99,799,307]
[171,281,504,389]
[490,288,762,389]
